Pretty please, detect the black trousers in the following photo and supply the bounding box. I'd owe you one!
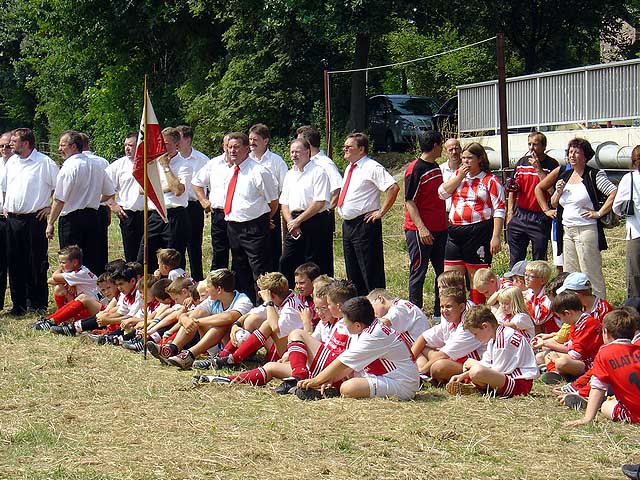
[279,210,332,286]
[342,215,385,297]
[326,210,336,277]
[137,207,191,272]
[119,210,144,262]
[405,228,447,314]
[210,208,230,271]
[268,207,282,272]
[7,213,49,312]
[187,200,205,281]
[0,217,8,309]
[58,208,101,275]
[227,213,271,304]
[95,205,109,275]
[506,207,551,268]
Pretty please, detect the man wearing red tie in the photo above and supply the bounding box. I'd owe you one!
[337,133,399,296]
[224,132,279,304]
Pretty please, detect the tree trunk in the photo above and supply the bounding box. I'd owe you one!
[347,32,370,132]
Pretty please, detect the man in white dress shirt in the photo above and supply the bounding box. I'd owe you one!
[192,134,231,271]
[439,138,462,214]
[278,138,331,284]
[177,125,209,281]
[5,128,59,314]
[249,123,287,272]
[0,131,11,310]
[46,130,115,276]
[337,133,399,296]
[224,132,278,304]
[106,132,144,262]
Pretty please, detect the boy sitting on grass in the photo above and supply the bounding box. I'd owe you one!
[411,288,485,384]
[523,260,555,334]
[556,272,612,322]
[446,305,539,397]
[532,292,603,384]
[296,296,420,401]
[367,288,429,344]
[153,248,191,281]
[565,309,640,426]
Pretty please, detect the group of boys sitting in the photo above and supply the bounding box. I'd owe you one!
[30,245,640,426]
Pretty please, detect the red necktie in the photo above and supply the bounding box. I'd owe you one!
[224,165,240,215]
[337,163,357,207]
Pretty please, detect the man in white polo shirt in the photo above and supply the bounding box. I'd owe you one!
[192,134,232,271]
[47,130,115,276]
[106,132,144,262]
[5,128,59,314]
[278,138,331,284]
[224,132,278,304]
[337,133,399,296]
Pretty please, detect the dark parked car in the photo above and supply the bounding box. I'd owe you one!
[367,94,441,151]
[432,95,458,134]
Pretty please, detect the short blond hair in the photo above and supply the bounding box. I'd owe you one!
[473,268,498,288]
[497,286,529,315]
[366,288,394,302]
[256,272,289,297]
[526,260,551,282]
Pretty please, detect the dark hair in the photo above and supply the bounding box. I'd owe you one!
[156,248,182,270]
[207,269,235,291]
[162,127,181,145]
[341,297,375,326]
[78,132,90,150]
[567,138,595,161]
[603,309,639,340]
[105,259,126,274]
[544,272,571,298]
[249,123,270,139]
[462,142,490,173]
[61,130,83,152]
[112,266,139,283]
[11,128,36,148]
[418,130,443,153]
[294,262,320,281]
[125,261,144,277]
[177,125,193,140]
[296,125,321,148]
[97,272,113,283]
[464,304,498,329]
[528,132,547,149]
[326,279,357,304]
[125,132,138,141]
[58,245,82,264]
[150,278,172,300]
[551,292,583,313]
[227,132,249,146]
[346,132,369,154]
[631,145,640,171]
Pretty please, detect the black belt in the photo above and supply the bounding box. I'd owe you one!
[7,212,38,218]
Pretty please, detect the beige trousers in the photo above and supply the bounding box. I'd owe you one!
[563,223,606,299]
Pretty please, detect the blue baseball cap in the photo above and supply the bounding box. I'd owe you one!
[557,272,591,294]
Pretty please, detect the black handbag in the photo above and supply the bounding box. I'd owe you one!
[618,172,635,217]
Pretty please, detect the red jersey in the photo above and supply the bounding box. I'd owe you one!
[566,313,603,367]
[590,297,612,322]
[447,171,506,225]
[512,154,559,211]
[590,340,640,423]
[525,288,558,333]
[403,159,447,232]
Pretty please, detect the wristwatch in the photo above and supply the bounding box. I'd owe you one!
[262,301,275,307]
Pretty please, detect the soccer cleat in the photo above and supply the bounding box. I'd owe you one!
[208,355,242,370]
[193,356,216,370]
[553,383,578,396]
[167,350,195,370]
[274,377,299,395]
[539,371,564,385]
[79,332,107,345]
[147,341,170,365]
[32,318,53,331]
[192,374,231,385]
[445,381,478,396]
[295,386,340,401]
[122,338,145,353]
[51,323,77,336]
[563,393,588,410]
[622,464,640,480]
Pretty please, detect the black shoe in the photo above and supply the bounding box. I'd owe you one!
[622,464,640,480]
[122,338,144,353]
[275,377,300,395]
[193,356,217,370]
[9,307,27,316]
[51,323,76,336]
[564,394,588,410]
[211,355,232,369]
[296,386,340,401]
[32,318,53,331]
[539,371,564,385]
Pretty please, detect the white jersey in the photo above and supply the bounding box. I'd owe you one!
[246,291,304,338]
[421,316,485,361]
[168,268,191,281]
[116,289,143,318]
[339,320,419,386]
[495,311,535,339]
[384,298,429,345]
[479,325,539,380]
[312,319,334,343]
[61,265,99,298]
[197,291,253,317]
[324,319,353,355]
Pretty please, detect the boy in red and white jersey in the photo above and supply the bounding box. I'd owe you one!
[411,288,485,384]
[297,296,420,400]
[293,263,321,332]
[367,288,429,345]
[556,272,612,322]
[523,260,556,334]
[447,305,539,397]
[566,309,640,426]
[532,292,603,384]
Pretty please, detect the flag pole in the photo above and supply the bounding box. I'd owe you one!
[142,75,149,360]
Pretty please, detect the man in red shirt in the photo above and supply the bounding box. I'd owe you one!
[403,130,447,314]
[506,132,559,268]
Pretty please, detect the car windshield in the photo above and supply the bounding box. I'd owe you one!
[389,97,433,115]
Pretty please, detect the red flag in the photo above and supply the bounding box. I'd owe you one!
[134,91,168,221]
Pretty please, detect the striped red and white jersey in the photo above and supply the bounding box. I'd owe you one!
[590,297,612,322]
[525,288,557,331]
[447,171,506,225]
[325,319,353,356]
[512,154,559,211]
[421,313,485,362]
[479,325,539,380]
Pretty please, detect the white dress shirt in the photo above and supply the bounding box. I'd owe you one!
[180,147,210,201]
[613,170,640,240]
[106,155,144,211]
[3,150,59,214]
[224,157,278,222]
[54,153,115,216]
[439,161,458,212]
[311,150,343,193]
[336,156,396,221]
[279,160,330,213]
[192,153,231,209]
[249,148,288,194]
[149,154,192,210]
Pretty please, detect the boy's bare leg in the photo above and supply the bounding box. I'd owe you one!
[340,378,371,398]
[555,355,586,377]
[467,364,506,390]
[430,359,463,383]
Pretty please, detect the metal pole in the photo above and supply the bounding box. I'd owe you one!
[323,70,332,159]
[142,75,149,360]
[496,32,509,183]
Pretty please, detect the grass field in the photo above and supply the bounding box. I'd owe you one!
[1,153,638,479]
